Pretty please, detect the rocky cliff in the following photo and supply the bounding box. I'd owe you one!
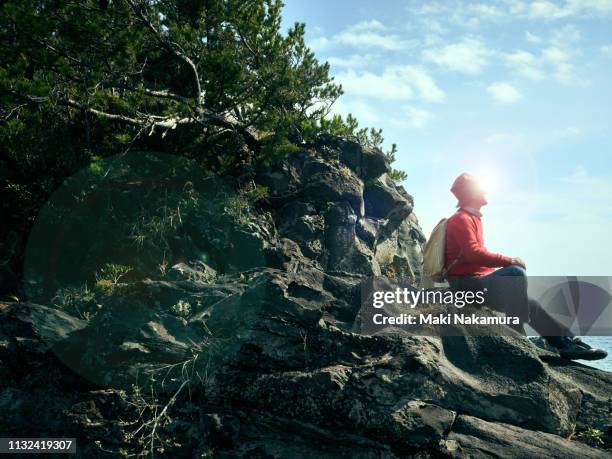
[1,136,610,458]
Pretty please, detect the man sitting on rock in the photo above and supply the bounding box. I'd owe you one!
[444,172,607,361]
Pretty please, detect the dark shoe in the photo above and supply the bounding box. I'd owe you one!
[556,337,608,361]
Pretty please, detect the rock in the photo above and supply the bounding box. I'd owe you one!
[64,390,134,446]
[184,200,275,273]
[0,303,95,440]
[52,280,245,391]
[384,400,456,448]
[433,335,582,436]
[3,134,610,458]
[355,217,379,248]
[303,159,365,217]
[264,238,312,272]
[256,162,301,201]
[0,302,88,383]
[0,302,86,348]
[167,261,217,283]
[364,175,409,220]
[200,413,241,448]
[375,213,425,282]
[222,414,398,458]
[325,202,380,276]
[314,133,390,180]
[448,415,609,458]
[359,145,391,181]
[277,201,325,259]
[543,356,612,446]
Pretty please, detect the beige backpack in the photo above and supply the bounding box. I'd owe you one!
[422,218,461,282]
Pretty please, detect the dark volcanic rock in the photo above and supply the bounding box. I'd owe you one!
[448,415,609,458]
[314,133,390,180]
[325,201,379,275]
[0,302,86,348]
[4,135,611,458]
[303,159,365,217]
[364,175,411,220]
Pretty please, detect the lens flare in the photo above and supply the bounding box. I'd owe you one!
[472,167,500,195]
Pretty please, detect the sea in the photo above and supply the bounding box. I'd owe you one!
[579,336,612,372]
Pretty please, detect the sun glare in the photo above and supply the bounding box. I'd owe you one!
[472,167,501,195]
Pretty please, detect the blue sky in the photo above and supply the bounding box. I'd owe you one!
[282,0,612,275]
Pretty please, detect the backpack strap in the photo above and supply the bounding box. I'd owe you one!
[441,248,462,279]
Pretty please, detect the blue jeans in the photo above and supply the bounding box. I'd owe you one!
[483,264,527,278]
[448,265,571,338]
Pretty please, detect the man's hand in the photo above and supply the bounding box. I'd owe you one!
[511,257,526,269]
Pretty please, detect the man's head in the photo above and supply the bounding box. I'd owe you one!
[451,172,488,208]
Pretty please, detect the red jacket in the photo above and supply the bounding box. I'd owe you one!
[445,208,513,276]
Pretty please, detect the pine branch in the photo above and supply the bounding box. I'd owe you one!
[125,0,203,106]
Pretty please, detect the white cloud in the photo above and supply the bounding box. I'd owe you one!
[404,66,447,102]
[551,24,582,45]
[423,37,491,73]
[525,31,542,43]
[349,19,386,32]
[528,1,568,18]
[486,82,523,104]
[505,42,581,84]
[566,0,612,15]
[335,66,446,102]
[314,19,406,51]
[601,44,612,57]
[336,69,412,100]
[413,1,502,24]
[332,98,381,127]
[326,54,374,69]
[527,0,612,18]
[412,0,612,23]
[505,0,528,15]
[539,26,582,83]
[419,18,447,35]
[468,3,502,16]
[392,105,433,129]
[309,25,324,35]
[414,2,448,15]
[553,61,579,84]
[542,46,579,84]
[424,33,446,46]
[525,30,542,43]
[542,46,570,63]
[308,36,330,52]
[335,31,403,50]
[505,51,545,80]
